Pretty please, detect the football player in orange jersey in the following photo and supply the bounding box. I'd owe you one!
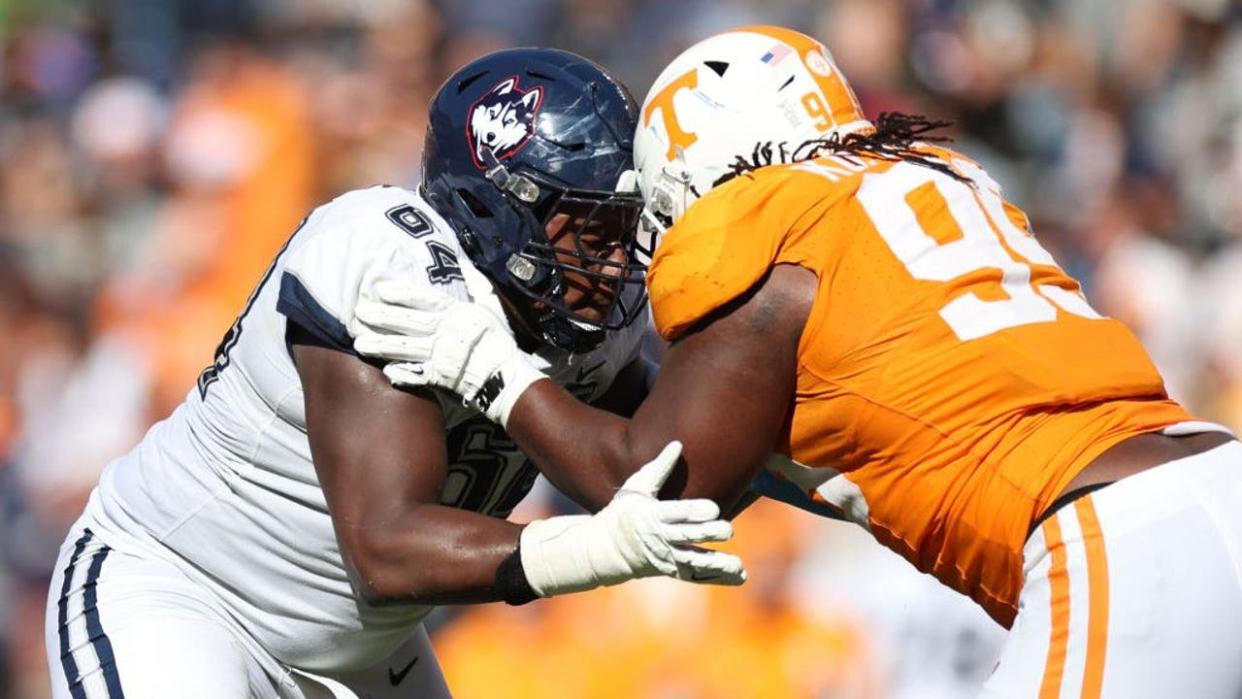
[352,26,1242,697]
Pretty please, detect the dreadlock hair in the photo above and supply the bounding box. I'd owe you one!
[712,112,971,188]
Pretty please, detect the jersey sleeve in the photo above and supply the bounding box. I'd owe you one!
[646,166,837,341]
[277,189,471,354]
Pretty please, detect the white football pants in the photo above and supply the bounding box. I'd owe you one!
[44,526,451,699]
[984,440,1242,698]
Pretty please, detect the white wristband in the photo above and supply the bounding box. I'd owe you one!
[479,356,548,428]
[518,516,598,597]
[515,442,749,598]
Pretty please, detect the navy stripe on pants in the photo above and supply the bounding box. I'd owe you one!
[58,529,126,698]
[57,531,91,699]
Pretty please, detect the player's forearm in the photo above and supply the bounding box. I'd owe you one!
[506,377,759,515]
[340,504,524,606]
[342,467,748,607]
[507,379,640,513]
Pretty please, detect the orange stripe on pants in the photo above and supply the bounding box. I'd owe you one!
[1076,497,1110,699]
[1039,516,1070,699]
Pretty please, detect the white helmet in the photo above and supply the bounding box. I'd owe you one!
[635,25,871,233]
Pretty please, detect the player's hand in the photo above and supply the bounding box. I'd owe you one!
[519,441,748,596]
[353,281,546,426]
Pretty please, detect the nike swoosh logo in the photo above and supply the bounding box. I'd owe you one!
[388,656,420,686]
[690,571,721,582]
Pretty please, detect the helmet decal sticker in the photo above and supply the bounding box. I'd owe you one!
[804,49,832,77]
[466,76,545,169]
[760,43,792,66]
[641,68,699,161]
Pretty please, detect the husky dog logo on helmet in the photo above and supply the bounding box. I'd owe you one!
[467,76,545,169]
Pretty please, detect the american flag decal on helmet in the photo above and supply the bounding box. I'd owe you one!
[760,43,792,66]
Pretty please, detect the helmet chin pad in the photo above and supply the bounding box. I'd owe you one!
[538,312,607,353]
[496,283,610,354]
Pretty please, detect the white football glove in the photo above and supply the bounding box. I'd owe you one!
[353,280,545,427]
[521,441,747,595]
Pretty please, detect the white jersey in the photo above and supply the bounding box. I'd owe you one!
[80,186,644,673]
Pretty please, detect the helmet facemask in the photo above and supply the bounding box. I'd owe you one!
[482,151,648,352]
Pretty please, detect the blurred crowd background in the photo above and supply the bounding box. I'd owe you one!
[1,0,1240,697]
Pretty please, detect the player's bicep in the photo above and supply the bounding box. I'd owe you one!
[291,326,448,562]
[630,263,816,511]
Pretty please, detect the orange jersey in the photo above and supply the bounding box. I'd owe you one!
[647,146,1192,626]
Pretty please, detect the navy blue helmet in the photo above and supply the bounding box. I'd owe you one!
[422,48,647,352]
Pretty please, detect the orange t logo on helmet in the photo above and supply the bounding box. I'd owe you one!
[641,68,699,161]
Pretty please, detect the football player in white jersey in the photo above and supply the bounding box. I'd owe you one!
[45,49,744,699]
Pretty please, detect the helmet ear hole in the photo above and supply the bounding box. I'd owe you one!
[457,188,493,218]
